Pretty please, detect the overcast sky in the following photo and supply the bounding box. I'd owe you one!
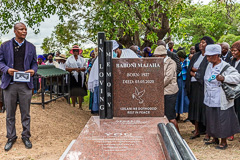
[1,0,211,54]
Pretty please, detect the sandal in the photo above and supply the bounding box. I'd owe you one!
[227,136,234,141]
[215,144,228,150]
[190,134,200,139]
[205,139,219,145]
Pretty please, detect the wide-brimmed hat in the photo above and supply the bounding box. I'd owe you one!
[69,45,83,54]
[55,54,67,60]
[205,44,221,56]
[154,45,167,56]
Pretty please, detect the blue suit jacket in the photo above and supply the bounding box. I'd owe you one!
[0,38,38,89]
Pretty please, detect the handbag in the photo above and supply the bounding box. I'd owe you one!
[220,65,240,100]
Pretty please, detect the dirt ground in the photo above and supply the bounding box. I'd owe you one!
[0,98,240,160]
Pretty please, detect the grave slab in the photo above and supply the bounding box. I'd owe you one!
[112,58,164,117]
[63,116,169,160]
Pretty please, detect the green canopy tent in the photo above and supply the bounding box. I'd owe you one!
[32,65,70,108]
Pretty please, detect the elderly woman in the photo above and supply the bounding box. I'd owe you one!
[203,44,240,149]
[129,45,142,58]
[66,45,87,109]
[154,45,179,132]
[228,40,240,141]
[186,36,214,140]
[175,49,190,121]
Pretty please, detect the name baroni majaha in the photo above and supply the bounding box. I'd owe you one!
[116,63,160,68]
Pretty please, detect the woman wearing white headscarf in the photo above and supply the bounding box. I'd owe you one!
[112,40,139,58]
[88,48,99,114]
[66,45,87,109]
[203,44,240,150]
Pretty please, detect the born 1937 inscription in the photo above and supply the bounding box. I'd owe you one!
[113,58,164,117]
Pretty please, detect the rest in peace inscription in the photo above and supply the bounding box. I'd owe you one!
[113,58,164,117]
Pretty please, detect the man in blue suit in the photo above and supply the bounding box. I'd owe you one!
[0,22,38,151]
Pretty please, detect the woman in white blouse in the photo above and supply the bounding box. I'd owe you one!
[66,45,87,109]
[204,44,240,150]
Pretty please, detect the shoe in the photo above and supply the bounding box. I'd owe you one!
[203,138,210,141]
[22,137,32,149]
[190,134,200,139]
[227,135,234,141]
[205,139,219,145]
[4,137,17,151]
[215,144,228,150]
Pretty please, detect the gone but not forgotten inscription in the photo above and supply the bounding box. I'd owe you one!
[113,58,164,117]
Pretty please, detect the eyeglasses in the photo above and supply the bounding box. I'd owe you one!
[73,49,79,52]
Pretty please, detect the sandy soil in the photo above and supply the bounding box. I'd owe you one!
[0,99,240,160]
[0,97,92,160]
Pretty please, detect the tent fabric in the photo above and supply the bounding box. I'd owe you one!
[37,65,69,78]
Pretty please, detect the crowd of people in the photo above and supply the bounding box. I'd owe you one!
[1,22,240,152]
[87,38,240,150]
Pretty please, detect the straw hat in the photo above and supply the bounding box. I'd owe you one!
[55,54,67,60]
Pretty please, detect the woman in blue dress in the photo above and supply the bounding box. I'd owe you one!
[175,49,190,121]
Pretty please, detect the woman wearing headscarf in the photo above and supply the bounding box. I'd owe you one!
[130,45,143,58]
[88,50,95,67]
[143,47,153,57]
[203,44,240,149]
[186,36,214,140]
[37,55,46,66]
[154,45,179,132]
[36,55,46,93]
[66,45,87,109]
[88,48,99,114]
[175,49,190,121]
[228,40,240,141]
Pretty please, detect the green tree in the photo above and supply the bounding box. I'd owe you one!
[0,0,80,34]
[218,34,240,46]
[41,33,61,54]
[44,0,189,49]
[173,0,240,48]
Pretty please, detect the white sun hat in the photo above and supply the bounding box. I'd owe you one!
[205,44,221,56]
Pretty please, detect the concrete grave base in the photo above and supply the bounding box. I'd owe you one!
[62,116,170,160]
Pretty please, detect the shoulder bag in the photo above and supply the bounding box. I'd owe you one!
[220,65,240,100]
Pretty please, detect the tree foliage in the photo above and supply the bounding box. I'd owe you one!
[0,0,80,35]
[218,34,240,45]
[173,0,240,47]
[50,0,189,49]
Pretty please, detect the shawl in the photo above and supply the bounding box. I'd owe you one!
[66,55,86,87]
[120,49,139,58]
[88,57,99,92]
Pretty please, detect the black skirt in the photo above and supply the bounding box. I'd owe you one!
[206,106,240,138]
[70,73,87,97]
[234,97,240,124]
[188,82,206,125]
[164,93,178,120]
